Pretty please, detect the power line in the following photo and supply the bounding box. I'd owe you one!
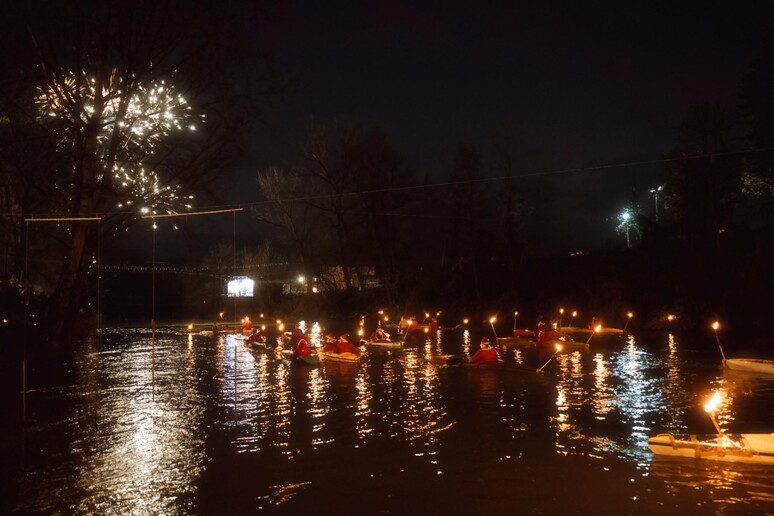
[20,147,764,219]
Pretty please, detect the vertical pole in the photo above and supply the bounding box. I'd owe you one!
[22,220,28,422]
[234,340,238,420]
[151,220,156,400]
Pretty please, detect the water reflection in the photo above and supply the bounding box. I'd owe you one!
[11,326,774,513]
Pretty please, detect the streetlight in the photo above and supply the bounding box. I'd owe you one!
[618,209,633,248]
[650,185,663,221]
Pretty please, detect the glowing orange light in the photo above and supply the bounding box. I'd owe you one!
[627,312,633,318]
[555,343,563,352]
[712,321,720,331]
[489,316,497,324]
[704,392,722,413]
[594,324,602,333]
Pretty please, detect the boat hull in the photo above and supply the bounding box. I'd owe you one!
[725,358,774,375]
[367,339,402,348]
[648,433,774,464]
[319,351,360,362]
[542,339,589,352]
[496,337,535,349]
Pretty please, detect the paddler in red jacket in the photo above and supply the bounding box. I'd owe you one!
[336,333,360,355]
[469,337,499,365]
[292,338,313,359]
[246,328,263,343]
[290,324,307,347]
[322,333,338,352]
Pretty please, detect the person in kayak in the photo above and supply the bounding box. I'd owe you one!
[292,338,313,359]
[242,317,252,332]
[370,325,388,342]
[322,333,338,352]
[336,333,360,355]
[536,315,547,345]
[469,337,499,365]
[246,328,263,343]
[290,323,307,347]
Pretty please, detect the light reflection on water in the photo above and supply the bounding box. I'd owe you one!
[11,327,774,513]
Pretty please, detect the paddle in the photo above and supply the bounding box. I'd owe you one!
[536,343,563,372]
[445,355,466,366]
[712,321,727,364]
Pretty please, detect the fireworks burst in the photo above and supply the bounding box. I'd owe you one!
[36,70,200,214]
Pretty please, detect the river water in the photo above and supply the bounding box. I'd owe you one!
[5,327,774,514]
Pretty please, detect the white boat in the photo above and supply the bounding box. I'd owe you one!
[724,358,774,375]
[497,337,535,349]
[648,433,774,465]
[366,339,402,348]
[542,338,589,352]
[319,351,360,363]
[559,326,624,336]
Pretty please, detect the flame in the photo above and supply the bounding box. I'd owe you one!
[489,316,497,324]
[704,392,722,413]
[627,312,633,318]
[555,343,563,352]
[594,324,602,333]
[712,321,720,331]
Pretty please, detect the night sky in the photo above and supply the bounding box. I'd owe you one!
[235,1,773,251]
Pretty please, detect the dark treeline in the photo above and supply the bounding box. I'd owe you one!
[1,5,774,346]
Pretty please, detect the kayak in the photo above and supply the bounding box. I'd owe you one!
[648,433,774,464]
[724,358,774,375]
[282,349,321,366]
[542,338,589,352]
[319,351,360,362]
[367,339,402,348]
[496,336,536,349]
[245,337,267,349]
[559,326,624,336]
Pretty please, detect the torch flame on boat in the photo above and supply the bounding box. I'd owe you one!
[704,392,722,413]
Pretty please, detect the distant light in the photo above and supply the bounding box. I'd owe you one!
[712,321,720,331]
[489,316,497,324]
[298,275,305,283]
